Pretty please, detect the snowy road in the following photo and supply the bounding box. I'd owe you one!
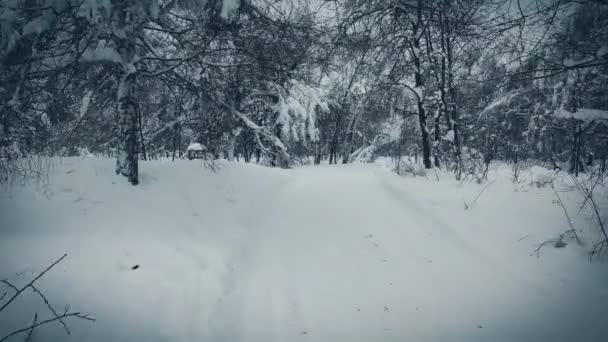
[205,165,608,342]
[1,159,608,342]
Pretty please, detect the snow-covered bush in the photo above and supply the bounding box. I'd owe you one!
[0,154,54,191]
[350,133,399,163]
[528,165,558,188]
[275,80,330,147]
[459,147,486,183]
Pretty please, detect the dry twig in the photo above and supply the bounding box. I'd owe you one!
[0,254,95,341]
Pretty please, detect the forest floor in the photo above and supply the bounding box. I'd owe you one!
[1,157,608,342]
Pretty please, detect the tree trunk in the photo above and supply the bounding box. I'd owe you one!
[227,135,236,161]
[115,7,139,185]
[171,126,177,162]
[330,112,342,165]
[413,0,431,169]
[417,100,432,169]
[569,121,581,176]
[442,2,461,171]
[137,102,147,161]
[434,115,441,168]
[116,72,139,185]
[342,110,361,164]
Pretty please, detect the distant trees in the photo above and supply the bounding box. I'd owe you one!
[330,0,607,179]
[462,0,608,175]
[330,0,486,174]
[1,0,334,183]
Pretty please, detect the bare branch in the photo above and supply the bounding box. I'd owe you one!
[0,253,67,313]
[551,182,580,244]
[0,312,95,342]
[25,312,38,342]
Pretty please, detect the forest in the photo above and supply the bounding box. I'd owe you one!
[1,0,606,183]
[1,0,608,341]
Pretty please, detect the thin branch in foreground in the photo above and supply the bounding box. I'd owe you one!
[0,311,95,342]
[0,254,95,340]
[534,239,559,258]
[590,240,608,260]
[576,172,603,215]
[25,312,38,342]
[571,175,608,245]
[0,279,19,292]
[551,182,580,244]
[30,284,71,335]
[0,279,68,334]
[0,253,67,312]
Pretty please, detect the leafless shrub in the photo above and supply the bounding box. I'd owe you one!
[459,148,486,184]
[0,254,95,341]
[536,171,607,260]
[394,156,427,178]
[570,173,608,260]
[511,159,531,184]
[0,154,54,192]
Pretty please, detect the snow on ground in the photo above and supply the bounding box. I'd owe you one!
[1,157,607,342]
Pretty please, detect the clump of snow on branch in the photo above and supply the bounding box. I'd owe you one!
[22,9,56,36]
[80,40,122,64]
[479,90,519,118]
[442,130,455,143]
[79,90,94,118]
[221,0,241,20]
[0,0,62,58]
[78,0,160,22]
[78,0,114,21]
[555,108,608,121]
[275,80,330,144]
[351,114,403,163]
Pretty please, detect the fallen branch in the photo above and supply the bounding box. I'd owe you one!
[534,239,558,257]
[534,229,579,257]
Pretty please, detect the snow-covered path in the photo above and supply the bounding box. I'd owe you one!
[1,159,608,342]
[206,165,608,342]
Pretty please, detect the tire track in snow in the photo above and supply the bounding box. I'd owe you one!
[375,171,479,254]
[373,169,552,298]
[203,170,301,342]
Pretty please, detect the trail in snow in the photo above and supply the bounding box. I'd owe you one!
[205,164,608,342]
